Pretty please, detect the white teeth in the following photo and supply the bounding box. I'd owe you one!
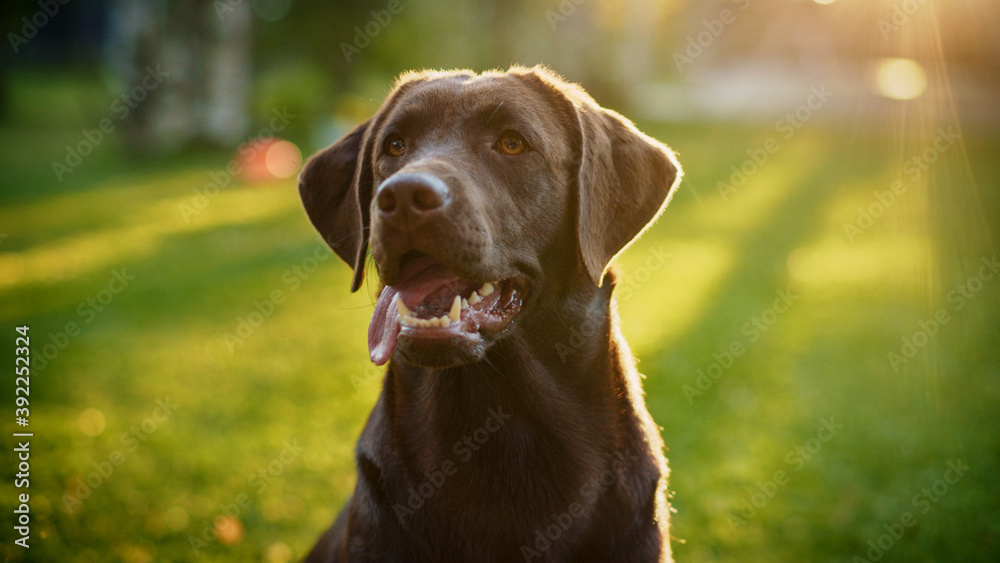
[395,295,411,317]
[396,281,503,329]
[397,296,460,328]
[400,316,422,328]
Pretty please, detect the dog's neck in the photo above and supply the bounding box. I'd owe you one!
[381,274,639,475]
[359,272,667,558]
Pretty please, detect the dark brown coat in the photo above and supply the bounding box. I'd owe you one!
[298,66,681,562]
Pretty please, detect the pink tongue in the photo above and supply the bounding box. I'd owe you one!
[367,259,464,365]
[368,286,401,366]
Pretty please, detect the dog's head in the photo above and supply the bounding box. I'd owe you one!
[299,66,681,368]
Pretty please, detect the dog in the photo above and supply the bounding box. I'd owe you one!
[298,65,681,562]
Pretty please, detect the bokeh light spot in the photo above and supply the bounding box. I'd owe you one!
[872,58,928,100]
[214,515,244,545]
[266,542,294,563]
[77,408,106,436]
[265,140,303,179]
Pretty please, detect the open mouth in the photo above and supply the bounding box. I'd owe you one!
[368,254,524,365]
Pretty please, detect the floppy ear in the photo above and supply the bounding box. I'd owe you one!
[573,100,682,287]
[298,118,375,292]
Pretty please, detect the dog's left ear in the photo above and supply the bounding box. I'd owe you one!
[298,118,375,292]
[522,65,682,287]
[573,101,682,287]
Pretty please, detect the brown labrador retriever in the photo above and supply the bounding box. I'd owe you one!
[298,65,681,562]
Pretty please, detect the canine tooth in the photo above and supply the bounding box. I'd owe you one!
[395,295,411,318]
[449,296,462,322]
[461,298,469,310]
[468,292,481,305]
[480,282,495,296]
[401,315,416,327]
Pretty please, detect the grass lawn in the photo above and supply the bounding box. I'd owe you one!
[1,77,998,561]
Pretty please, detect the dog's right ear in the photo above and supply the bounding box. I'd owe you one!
[299,118,375,292]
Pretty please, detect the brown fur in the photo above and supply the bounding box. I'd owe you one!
[298,66,681,562]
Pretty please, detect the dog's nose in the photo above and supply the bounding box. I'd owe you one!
[375,173,450,221]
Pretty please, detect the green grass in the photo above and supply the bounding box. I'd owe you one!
[1,84,999,562]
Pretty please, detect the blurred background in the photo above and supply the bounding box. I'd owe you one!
[1,0,998,561]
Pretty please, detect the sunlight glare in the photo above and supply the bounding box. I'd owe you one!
[872,58,928,100]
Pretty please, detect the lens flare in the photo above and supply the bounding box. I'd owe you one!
[872,58,928,100]
[236,138,302,182]
[265,140,303,179]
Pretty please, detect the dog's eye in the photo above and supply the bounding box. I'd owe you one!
[496,131,527,155]
[385,135,406,157]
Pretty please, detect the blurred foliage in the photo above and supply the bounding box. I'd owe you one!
[252,60,334,143]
